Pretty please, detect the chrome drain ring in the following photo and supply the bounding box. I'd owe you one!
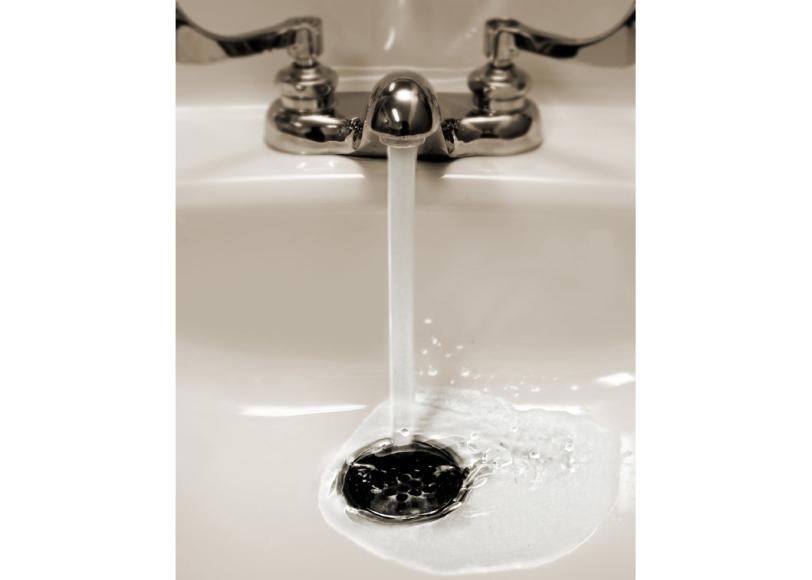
[337,438,471,524]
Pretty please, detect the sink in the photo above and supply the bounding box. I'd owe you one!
[177,59,634,579]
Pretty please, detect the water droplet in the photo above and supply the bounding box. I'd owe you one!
[399,427,410,437]
[570,384,580,391]
[427,366,438,377]
[563,438,574,452]
[424,318,433,325]
[420,348,428,355]
[529,450,540,460]
[510,425,518,432]
[455,344,464,351]
[450,379,456,385]
[460,368,471,378]
[444,352,452,358]
[431,336,439,345]
[473,373,481,380]
[470,432,479,440]
[418,370,424,377]
[530,386,540,393]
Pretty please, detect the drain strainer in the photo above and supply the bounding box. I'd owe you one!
[337,438,470,524]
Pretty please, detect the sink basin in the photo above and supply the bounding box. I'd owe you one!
[177,62,634,579]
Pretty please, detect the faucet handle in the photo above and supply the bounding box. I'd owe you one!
[483,7,635,67]
[470,7,634,114]
[176,5,337,114]
[176,5,323,66]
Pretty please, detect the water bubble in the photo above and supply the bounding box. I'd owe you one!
[444,352,453,358]
[420,348,429,355]
[460,368,471,378]
[450,379,456,385]
[424,318,433,325]
[473,373,481,380]
[427,366,438,377]
[455,344,464,351]
[563,438,575,452]
[398,427,410,437]
[431,336,439,345]
[570,384,580,391]
[418,370,424,377]
[530,386,541,393]
[470,432,479,440]
[560,455,576,472]
[510,425,518,433]
[529,450,540,460]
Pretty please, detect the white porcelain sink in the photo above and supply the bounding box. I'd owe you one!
[177,57,634,579]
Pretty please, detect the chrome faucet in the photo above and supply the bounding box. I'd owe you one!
[363,73,441,148]
[176,4,634,159]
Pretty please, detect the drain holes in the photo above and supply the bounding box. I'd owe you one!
[338,439,470,523]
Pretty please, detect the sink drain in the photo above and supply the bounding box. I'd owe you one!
[337,438,471,524]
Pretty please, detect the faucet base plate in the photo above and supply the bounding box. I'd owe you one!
[265,92,541,160]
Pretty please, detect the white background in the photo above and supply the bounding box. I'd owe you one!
[1,1,811,579]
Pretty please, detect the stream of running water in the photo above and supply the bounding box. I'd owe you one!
[386,144,419,442]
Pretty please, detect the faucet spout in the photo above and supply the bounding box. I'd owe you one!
[364,72,441,147]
